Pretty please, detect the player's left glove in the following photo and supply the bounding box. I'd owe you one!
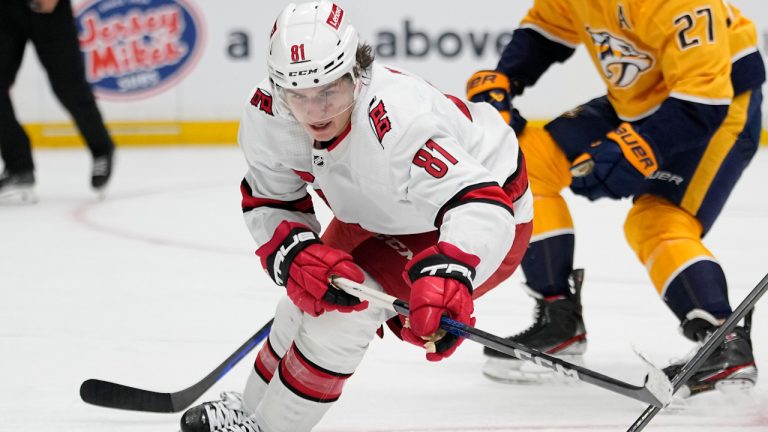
[569,122,659,200]
[257,221,368,317]
[400,243,477,362]
[466,70,527,135]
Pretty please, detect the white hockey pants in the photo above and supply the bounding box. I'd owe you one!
[242,271,392,432]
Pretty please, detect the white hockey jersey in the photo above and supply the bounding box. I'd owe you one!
[239,63,532,286]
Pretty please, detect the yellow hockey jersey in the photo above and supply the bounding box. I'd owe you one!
[520,0,760,121]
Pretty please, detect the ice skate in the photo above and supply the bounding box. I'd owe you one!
[483,269,587,383]
[663,310,757,401]
[179,391,251,432]
[91,152,113,198]
[0,170,37,205]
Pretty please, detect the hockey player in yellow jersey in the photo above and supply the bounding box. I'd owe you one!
[467,0,764,398]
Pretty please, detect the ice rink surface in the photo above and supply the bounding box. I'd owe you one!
[1,147,767,432]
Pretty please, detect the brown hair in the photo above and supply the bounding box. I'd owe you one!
[354,42,375,79]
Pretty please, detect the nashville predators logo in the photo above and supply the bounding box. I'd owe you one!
[587,28,653,88]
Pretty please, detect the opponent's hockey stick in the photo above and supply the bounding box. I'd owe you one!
[332,277,673,408]
[79,318,274,413]
[626,272,768,432]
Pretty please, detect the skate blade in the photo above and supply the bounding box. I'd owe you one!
[0,188,38,205]
[662,379,757,414]
[482,355,585,384]
[95,189,107,201]
[716,378,756,405]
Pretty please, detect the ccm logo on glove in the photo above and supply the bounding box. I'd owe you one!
[272,231,320,285]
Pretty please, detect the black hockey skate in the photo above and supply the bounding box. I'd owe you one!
[180,391,253,432]
[663,310,757,399]
[0,170,37,205]
[483,269,587,382]
[91,152,113,194]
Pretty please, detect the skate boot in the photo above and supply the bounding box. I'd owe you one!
[663,309,757,399]
[180,391,251,432]
[91,152,113,196]
[483,269,587,382]
[0,170,37,205]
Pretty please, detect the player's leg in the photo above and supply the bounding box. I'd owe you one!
[180,295,305,432]
[246,228,441,432]
[29,0,115,190]
[0,2,37,204]
[251,280,390,432]
[211,223,389,432]
[626,88,762,398]
[482,97,620,381]
[180,220,377,432]
[182,277,390,432]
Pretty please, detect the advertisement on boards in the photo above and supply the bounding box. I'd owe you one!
[74,0,205,100]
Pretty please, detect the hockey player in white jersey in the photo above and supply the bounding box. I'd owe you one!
[179,2,532,431]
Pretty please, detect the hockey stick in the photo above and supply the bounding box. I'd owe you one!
[332,277,673,408]
[79,318,274,413]
[626,272,768,432]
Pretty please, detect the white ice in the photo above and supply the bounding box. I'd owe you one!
[1,147,767,432]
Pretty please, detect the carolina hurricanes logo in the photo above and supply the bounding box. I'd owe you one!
[587,28,653,88]
[368,97,392,144]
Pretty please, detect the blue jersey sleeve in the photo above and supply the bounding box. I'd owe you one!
[496,28,575,95]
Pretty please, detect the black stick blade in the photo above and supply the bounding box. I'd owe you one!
[80,379,176,413]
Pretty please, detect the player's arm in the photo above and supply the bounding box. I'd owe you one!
[467,0,578,129]
[395,123,518,361]
[239,99,365,316]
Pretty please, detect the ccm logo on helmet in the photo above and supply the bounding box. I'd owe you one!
[289,68,318,76]
[326,4,344,30]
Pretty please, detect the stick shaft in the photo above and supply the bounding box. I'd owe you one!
[626,273,768,432]
[334,277,671,407]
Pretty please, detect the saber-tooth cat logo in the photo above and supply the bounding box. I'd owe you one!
[587,28,653,88]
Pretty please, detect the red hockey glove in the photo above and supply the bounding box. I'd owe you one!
[400,243,477,362]
[569,122,659,200]
[256,221,367,317]
[466,70,527,134]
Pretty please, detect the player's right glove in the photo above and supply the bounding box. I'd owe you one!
[257,221,368,317]
[400,243,477,362]
[569,122,659,200]
[466,70,527,134]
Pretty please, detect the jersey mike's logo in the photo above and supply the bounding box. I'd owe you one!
[587,28,652,88]
[75,0,205,100]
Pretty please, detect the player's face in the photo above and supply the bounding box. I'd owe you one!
[283,77,355,141]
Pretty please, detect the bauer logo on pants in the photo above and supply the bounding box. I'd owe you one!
[74,0,205,100]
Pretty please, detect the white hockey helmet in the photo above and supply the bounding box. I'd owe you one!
[267,1,359,90]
